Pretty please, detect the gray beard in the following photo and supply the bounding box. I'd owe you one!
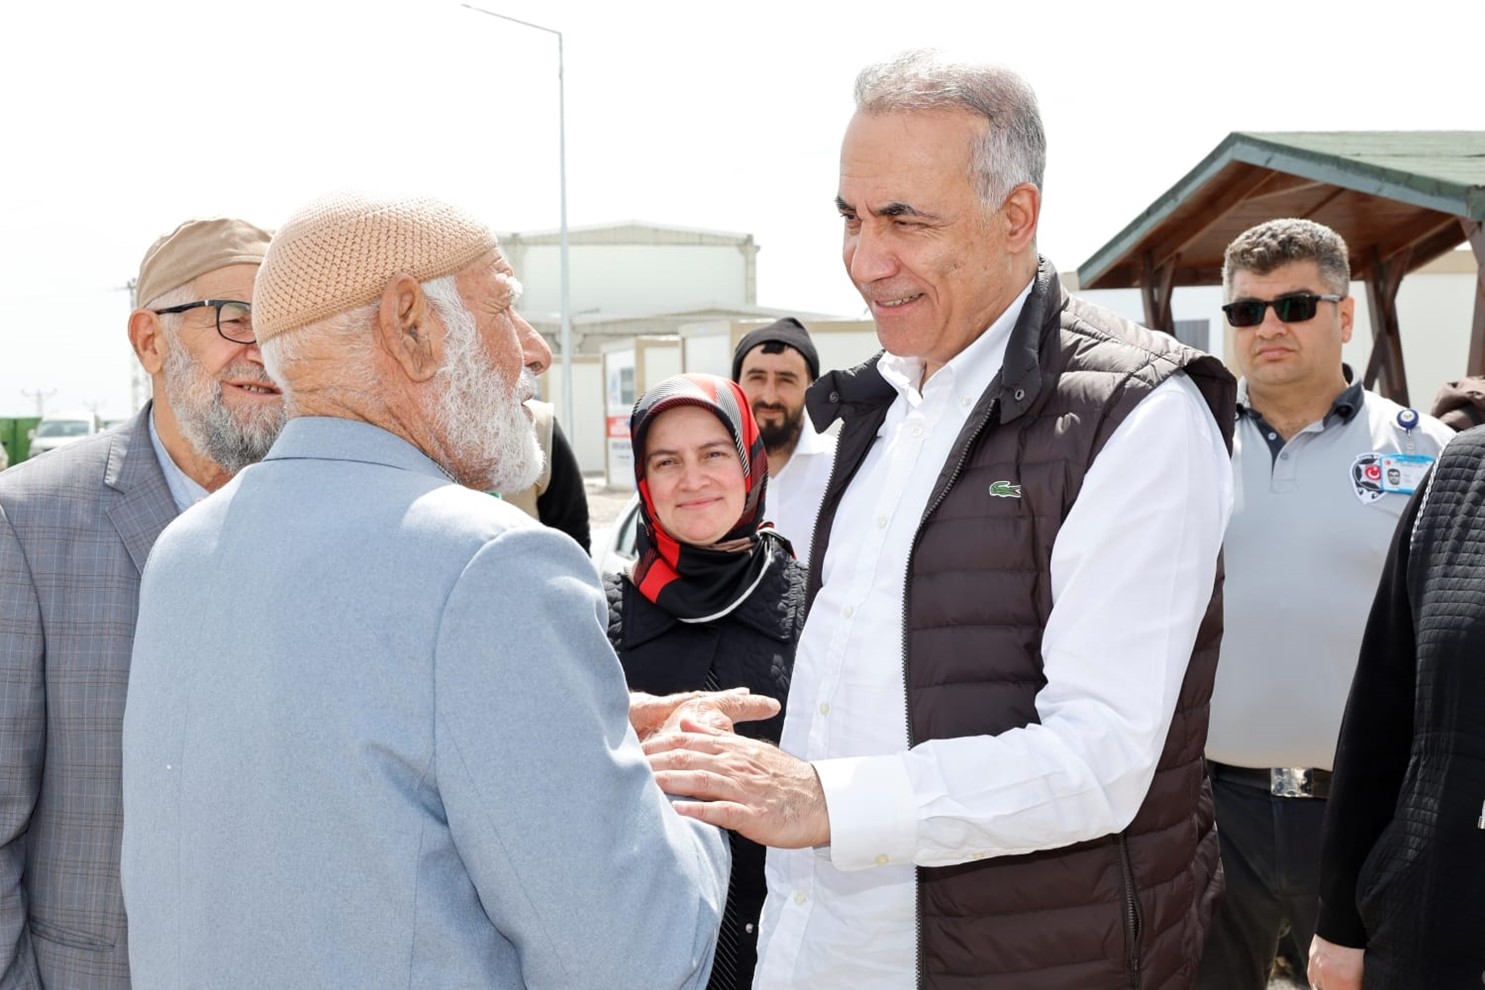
[162,346,285,475]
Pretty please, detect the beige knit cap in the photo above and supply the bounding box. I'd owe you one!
[253,191,499,342]
[135,217,273,308]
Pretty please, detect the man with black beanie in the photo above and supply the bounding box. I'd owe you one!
[732,317,837,565]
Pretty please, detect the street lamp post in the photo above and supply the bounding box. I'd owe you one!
[460,4,573,434]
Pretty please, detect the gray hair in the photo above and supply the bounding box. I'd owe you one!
[1222,219,1352,299]
[853,49,1046,205]
[141,281,196,329]
[260,275,469,410]
[260,299,377,410]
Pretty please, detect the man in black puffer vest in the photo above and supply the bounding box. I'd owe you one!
[646,50,1235,989]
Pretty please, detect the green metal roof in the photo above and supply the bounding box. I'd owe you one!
[1079,131,1485,290]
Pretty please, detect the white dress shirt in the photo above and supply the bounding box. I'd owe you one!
[761,421,837,567]
[148,410,208,512]
[753,282,1233,988]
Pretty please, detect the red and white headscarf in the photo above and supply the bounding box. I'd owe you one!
[628,373,792,621]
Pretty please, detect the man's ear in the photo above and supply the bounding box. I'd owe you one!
[1001,182,1042,255]
[1338,294,1356,345]
[128,309,167,376]
[376,274,442,383]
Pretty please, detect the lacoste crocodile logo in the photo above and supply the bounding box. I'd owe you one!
[988,480,1022,498]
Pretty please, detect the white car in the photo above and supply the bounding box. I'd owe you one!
[28,412,102,457]
[590,492,642,576]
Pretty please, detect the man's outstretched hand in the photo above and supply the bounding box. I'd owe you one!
[628,688,780,741]
[644,720,830,849]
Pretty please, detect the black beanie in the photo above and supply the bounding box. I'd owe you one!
[731,317,820,382]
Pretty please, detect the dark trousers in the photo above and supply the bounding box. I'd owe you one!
[1196,770,1328,990]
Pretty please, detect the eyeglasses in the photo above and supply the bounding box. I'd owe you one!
[151,299,256,344]
[1221,292,1343,328]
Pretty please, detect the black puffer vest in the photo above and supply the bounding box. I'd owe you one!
[804,260,1235,989]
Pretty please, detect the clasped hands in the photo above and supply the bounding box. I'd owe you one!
[628,689,831,849]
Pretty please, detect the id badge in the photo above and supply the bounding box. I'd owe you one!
[1379,452,1433,495]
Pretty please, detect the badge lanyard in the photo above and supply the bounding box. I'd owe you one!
[1396,408,1419,452]
[1379,408,1431,495]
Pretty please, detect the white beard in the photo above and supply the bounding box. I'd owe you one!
[431,310,543,493]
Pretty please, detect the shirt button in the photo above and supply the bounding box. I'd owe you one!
[1280,452,1289,460]
[745,923,755,934]
[911,425,923,437]
[842,605,855,618]
[819,702,831,716]
[1267,432,1278,441]
[794,891,807,906]
[960,396,972,407]
[874,853,889,866]
[875,516,887,529]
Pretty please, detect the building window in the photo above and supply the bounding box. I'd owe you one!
[1173,318,1211,352]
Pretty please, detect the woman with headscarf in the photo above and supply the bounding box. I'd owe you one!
[604,373,804,990]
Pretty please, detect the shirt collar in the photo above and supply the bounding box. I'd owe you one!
[148,410,210,513]
[791,415,832,456]
[1330,367,1363,423]
[1236,364,1364,426]
[876,276,1036,405]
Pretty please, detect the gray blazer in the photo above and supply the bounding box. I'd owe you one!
[121,417,726,989]
[0,406,174,989]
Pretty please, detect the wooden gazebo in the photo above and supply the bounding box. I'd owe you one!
[1077,132,1485,404]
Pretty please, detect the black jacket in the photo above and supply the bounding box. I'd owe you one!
[604,555,804,990]
[1317,427,1485,987]
[535,420,589,552]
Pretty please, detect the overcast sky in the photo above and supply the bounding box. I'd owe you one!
[2,0,1479,418]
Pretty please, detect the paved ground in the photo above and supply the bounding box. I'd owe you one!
[1271,968,1306,988]
[584,477,633,564]
[584,477,633,527]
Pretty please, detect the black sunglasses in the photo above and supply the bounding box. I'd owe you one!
[151,299,255,344]
[1221,292,1343,328]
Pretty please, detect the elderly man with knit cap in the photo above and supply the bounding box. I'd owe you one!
[0,216,281,988]
[119,190,731,989]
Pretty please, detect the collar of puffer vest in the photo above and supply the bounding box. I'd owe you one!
[805,257,1065,433]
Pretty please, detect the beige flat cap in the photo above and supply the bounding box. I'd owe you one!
[135,217,273,308]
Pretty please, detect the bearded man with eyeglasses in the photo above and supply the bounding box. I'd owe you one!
[0,217,284,988]
[1197,218,1453,990]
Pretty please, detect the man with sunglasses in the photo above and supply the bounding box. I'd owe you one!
[0,217,283,988]
[1197,218,1452,989]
